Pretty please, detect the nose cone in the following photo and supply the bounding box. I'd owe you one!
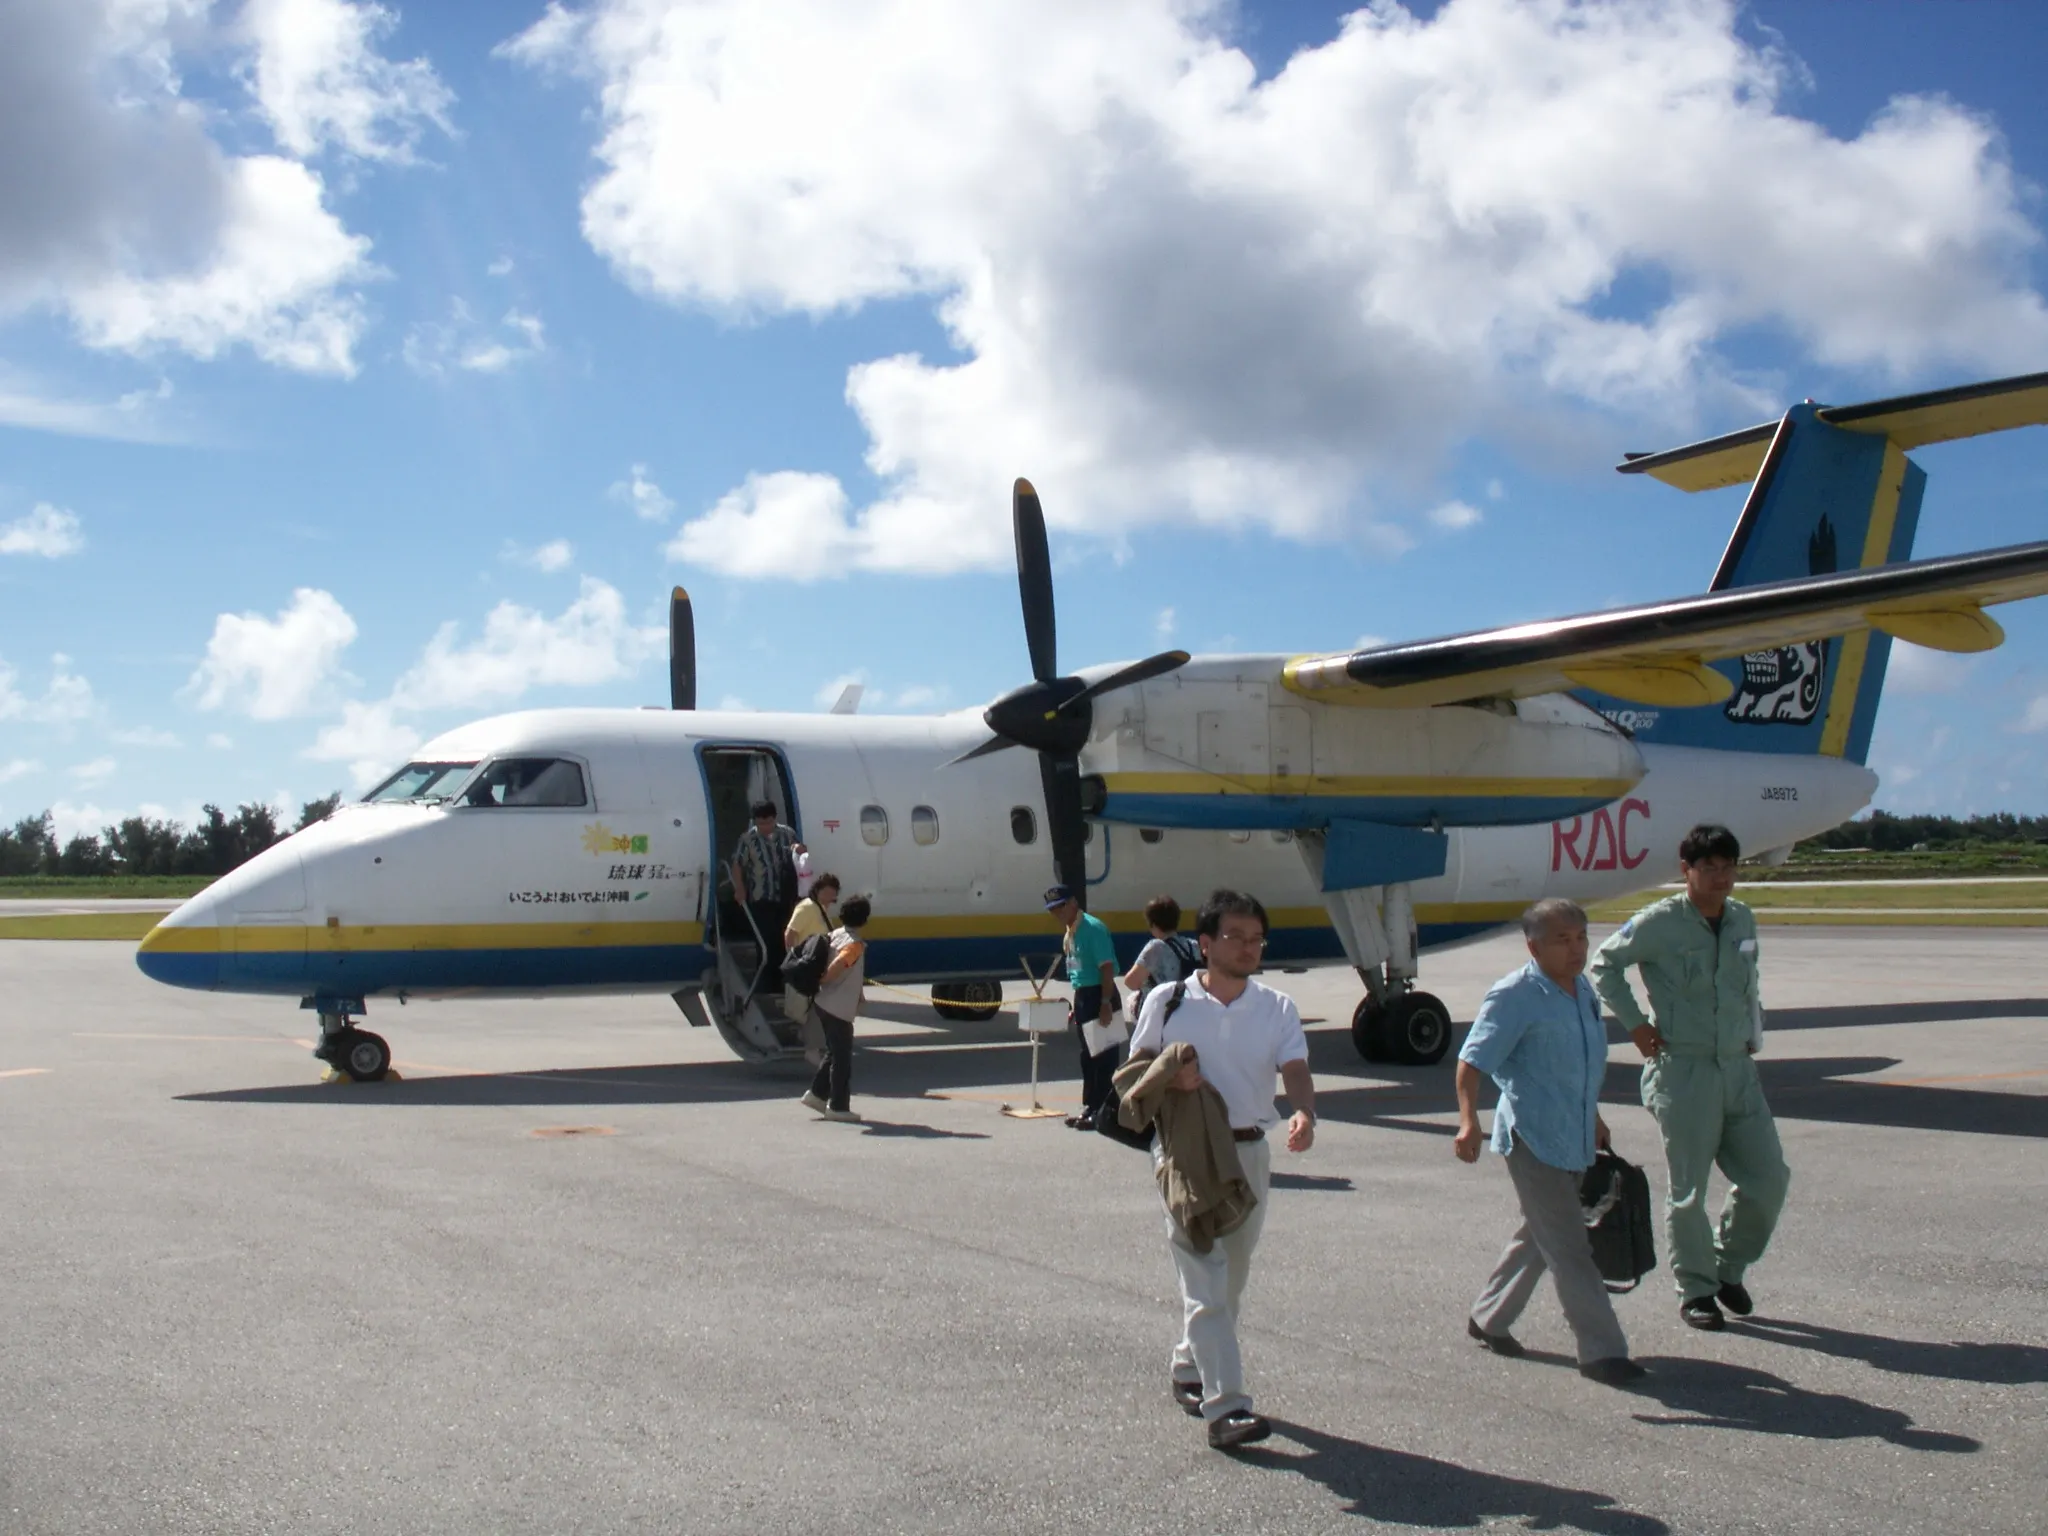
[136,891,224,991]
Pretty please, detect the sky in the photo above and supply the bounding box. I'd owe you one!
[3,0,2047,843]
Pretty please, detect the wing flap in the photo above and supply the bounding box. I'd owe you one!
[1282,541,2048,709]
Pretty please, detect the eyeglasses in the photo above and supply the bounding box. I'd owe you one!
[1214,931,1267,948]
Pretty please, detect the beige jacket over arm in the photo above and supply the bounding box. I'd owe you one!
[1113,1043,1258,1253]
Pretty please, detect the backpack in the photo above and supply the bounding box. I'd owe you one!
[1165,934,1201,979]
[1097,980,1189,1152]
[780,931,837,997]
[1579,1148,1658,1293]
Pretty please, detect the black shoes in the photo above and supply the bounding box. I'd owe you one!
[1579,1357,1649,1386]
[1466,1316,1526,1358]
[1064,1113,1097,1130]
[1717,1280,1754,1317]
[1171,1378,1203,1417]
[1681,1295,1727,1331]
[1208,1410,1272,1450]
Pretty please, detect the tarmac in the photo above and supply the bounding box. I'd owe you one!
[2,925,2044,1535]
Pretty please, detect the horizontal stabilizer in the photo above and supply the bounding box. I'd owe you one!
[1282,541,2048,710]
[1620,370,2048,492]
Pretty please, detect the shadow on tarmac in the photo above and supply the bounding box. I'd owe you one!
[1235,1419,1668,1532]
[1626,1358,1980,1452]
[175,1014,2048,1139]
[1734,1317,2048,1384]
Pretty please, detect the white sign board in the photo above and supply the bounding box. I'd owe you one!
[1017,998,1067,1037]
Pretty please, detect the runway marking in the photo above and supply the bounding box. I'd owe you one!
[1870,1068,2048,1088]
[0,1067,50,1078]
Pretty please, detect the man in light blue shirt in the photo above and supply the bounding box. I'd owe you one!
[1454,897,1644,1386]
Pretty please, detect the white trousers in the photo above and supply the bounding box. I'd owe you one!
[1163,1136,1271,1421]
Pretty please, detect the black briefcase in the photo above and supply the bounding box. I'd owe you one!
[1579,1148,1657,1294]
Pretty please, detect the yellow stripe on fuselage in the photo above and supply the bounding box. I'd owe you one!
[139,919,708,955]
[1099,773,1638,799]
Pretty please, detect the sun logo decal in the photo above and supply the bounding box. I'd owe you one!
[581,823,650,856]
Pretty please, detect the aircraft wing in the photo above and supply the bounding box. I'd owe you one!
[1282,541,2048,709]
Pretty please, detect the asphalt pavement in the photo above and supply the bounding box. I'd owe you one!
[2,926,2044,1535]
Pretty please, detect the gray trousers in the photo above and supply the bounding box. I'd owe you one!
[1471,1140,1629,1366]
[1163,1137,1271,1422]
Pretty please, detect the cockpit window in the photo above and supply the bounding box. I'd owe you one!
[458,757,589,809]
[364,762,478,803]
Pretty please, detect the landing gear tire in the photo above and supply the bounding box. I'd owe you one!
[932,979,1003,1023]
[1351,998,1394,1064]
[1385,992,1452,1066]
[336,1028,391,1082]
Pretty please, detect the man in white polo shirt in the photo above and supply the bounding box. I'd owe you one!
[1127,888,1316,1451]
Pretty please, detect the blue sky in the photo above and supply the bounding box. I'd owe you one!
[3,0,2046,842]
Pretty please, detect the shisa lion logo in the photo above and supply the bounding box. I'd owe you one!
[581,823,650,856]
[1725,516,1836,726]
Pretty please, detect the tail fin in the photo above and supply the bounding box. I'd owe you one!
[1579,372,2048,763]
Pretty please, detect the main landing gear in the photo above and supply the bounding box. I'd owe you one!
[1352,989,1453,1066]
[1301,860,1457,1067]
[307,1000,391,1082]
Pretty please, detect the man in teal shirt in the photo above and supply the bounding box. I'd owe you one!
[1590,824,1789,1331]
[1046,883,1121,1129]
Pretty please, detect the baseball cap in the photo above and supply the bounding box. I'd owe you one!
[1042,884,1076,909]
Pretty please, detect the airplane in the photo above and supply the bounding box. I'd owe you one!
[136,371,2048,1083]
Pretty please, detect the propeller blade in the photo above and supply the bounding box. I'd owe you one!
[669,587,696,710]
[1040,751,1089,907]
[1014,478,1057,685]
[944,734,1017,767]
[1076,649,1191,704]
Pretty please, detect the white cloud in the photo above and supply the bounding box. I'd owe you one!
[304,698,423,790]
[206,733,235,749]
[240,0,454,163]
[403,303,546,376]
[893,684,944,711]
[611,463,674,522]
[517,0,2048,580]
[1486,479,1506,502]
[109,726,181,748]
[0,654,95,724]
[502,538,575,573]
[1154,606,1176,643]
[69,756,116,786]
[186,588,358,719]
[0,504,84,557]
[0,759,40,786]
[1885,640,1976,696]
[387,577,663,712]
[487,255,514,277]
[1426,500,1483,531]
[0,2,437,380]
[2020,694,2048,733]
[0,370,178,443]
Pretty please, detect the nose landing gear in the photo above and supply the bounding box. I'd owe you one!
[306,998,391,1082]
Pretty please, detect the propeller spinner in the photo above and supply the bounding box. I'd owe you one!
[959,479,1189,905]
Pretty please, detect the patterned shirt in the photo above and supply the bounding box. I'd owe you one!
[733,822,797,903]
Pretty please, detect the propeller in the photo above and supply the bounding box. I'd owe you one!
[669,586,696,710]
[956,478,1189,904]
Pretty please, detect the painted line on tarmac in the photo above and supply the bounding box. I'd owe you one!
[75,1032,310,1044]
[0,1067,51,1079]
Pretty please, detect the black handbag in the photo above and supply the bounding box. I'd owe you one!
[1579,1147,1658,1293]
[1096,981,1190,1152]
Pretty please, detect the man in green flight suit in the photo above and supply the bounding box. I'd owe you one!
[1589,823,1789,1331]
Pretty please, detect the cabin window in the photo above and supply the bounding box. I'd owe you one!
[459,758,588,808]
[1010,807,1036,845]
[860,805,890,846]
[1228,830,1253,844]
[364,761,477,804]
[1271,829,1295,845]
[911,805,940,845]
[1139,828,1164,844]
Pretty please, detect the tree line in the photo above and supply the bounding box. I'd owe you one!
[0,795,343,878]
[1802,811,2048,852]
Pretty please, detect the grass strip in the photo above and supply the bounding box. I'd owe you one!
[0,876,214,900]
